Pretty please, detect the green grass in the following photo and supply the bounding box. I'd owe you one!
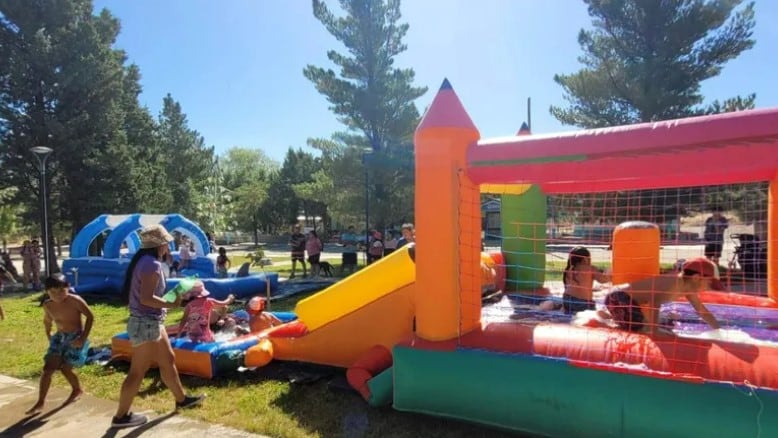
[0,290,519,438]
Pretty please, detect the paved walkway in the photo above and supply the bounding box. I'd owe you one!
[0,375,263,438]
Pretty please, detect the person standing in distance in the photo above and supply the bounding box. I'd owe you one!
[704,206,728,265]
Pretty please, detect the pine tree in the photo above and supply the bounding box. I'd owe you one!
[157,94,215,222]
[0,0,141,239]
[304,0,425,230]
[551,0,756,127]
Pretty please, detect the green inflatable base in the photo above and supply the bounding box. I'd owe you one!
[392,346,778,437]
[367,366,393,407]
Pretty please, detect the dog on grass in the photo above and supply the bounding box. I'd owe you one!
[319,261,334,277]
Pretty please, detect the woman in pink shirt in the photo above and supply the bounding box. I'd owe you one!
[306,230,324,277]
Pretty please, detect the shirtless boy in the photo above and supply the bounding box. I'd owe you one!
[601,257,722,336]
[247,297,282,333]
[26,274,94,414]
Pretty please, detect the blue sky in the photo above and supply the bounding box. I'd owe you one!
[94,0,778,162]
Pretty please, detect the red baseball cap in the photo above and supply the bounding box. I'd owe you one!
[681,257,724,291]
[248,296,267,314]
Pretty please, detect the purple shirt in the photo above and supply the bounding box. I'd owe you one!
[129,255,167,320]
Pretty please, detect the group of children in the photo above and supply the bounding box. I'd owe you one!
[543,245,723,337]
[18,273,280,415]
[366,224,416,265]
[175,280,281,343]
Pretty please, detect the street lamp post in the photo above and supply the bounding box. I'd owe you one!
[31,146,54,278]
[362,149,372,265]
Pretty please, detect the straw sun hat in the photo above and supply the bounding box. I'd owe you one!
[139,224,175,249]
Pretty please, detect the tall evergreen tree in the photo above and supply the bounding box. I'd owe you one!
[119,64,167,211]
[551,0,756,127]
[0,0,142,243]
[157,94,215,222]
[304,0,425,230]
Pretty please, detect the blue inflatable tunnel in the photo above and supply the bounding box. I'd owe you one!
[70,215,141,258]
[103,214,178,259]
[159,214,210,256]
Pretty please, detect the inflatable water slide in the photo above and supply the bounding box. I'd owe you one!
[111,245,416,378]
[244,244,416,369]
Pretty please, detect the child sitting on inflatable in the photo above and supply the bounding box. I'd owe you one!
[246,297,282,333]
[540,246,611,314]
[209,306,250,336]
[176,280,235,342]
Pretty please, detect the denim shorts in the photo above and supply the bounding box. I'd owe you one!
[127,315,164,346]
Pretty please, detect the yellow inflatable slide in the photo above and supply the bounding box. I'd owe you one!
[245,245,416,368]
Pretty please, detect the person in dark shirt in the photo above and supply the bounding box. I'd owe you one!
[703,206,728,265]
[288,224,307,279]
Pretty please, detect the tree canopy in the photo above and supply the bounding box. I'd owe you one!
[551,0,756,128]
[304,0,424,230]
[0,0,217,247]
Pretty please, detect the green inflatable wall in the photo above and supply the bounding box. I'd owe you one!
[367,366,393,407]
[392,346,778,437]
[501,185,546,291]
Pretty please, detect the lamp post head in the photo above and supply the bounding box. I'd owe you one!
[30,146,53,157]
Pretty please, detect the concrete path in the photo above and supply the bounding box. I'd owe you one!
[0,375,263,438]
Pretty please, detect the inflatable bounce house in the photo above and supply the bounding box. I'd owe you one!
[375,80,778,437]
[63,214,277,299]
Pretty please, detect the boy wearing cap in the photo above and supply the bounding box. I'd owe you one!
[247,297,282,333]
[25,274,93,415]
[601,257,723,337]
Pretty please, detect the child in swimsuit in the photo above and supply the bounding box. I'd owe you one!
[26,274,94,414]
[600,256,723,336]
[540,246,610,314]
[216,247,230,278]
[246,296,282,333]
[177,281,235,343]
[560,246,611,314]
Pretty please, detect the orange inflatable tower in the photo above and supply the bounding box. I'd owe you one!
[414,79,482,341]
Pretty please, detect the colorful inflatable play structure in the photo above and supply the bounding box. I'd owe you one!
[379,80,778,437]
[109,81,778,436]
[63,214,278,299]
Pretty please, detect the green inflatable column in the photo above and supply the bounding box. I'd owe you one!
[501,185,546,291]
